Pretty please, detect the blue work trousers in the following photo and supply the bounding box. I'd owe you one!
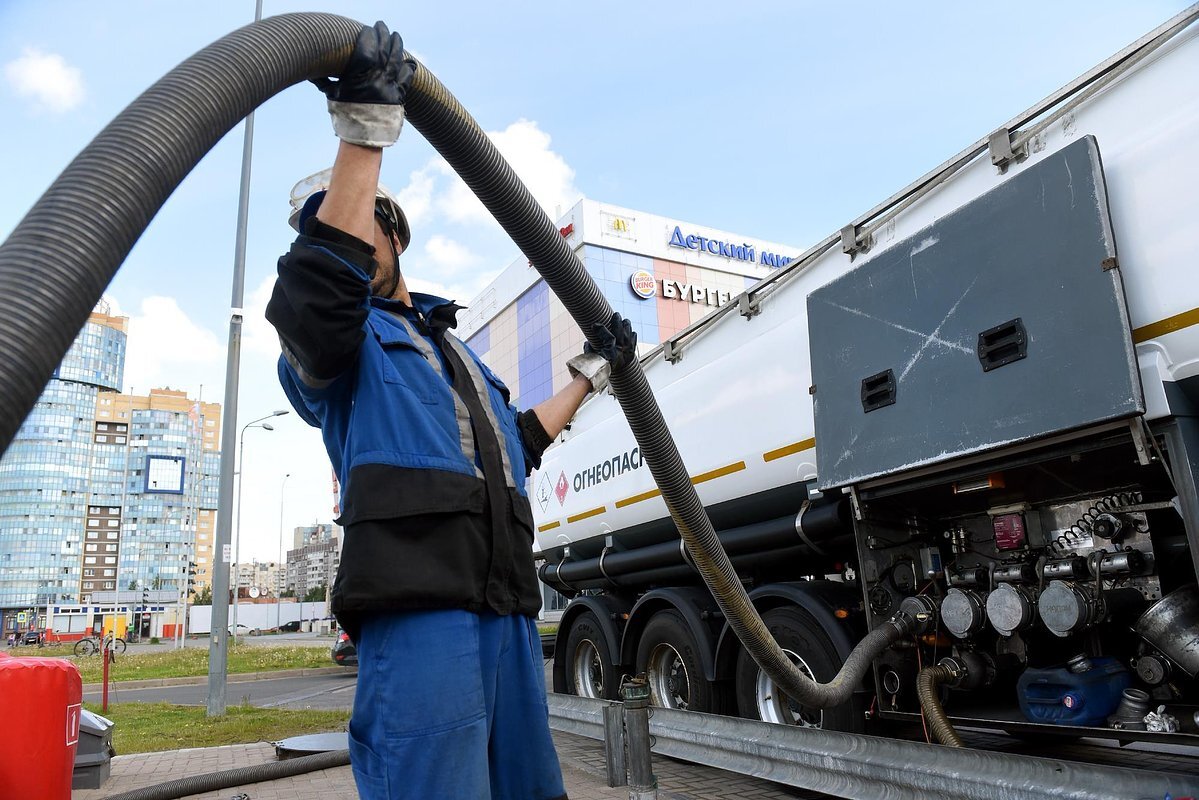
[349,608,567,799]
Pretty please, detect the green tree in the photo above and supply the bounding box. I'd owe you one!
[127,579,139,591]
[151,575,165,590]
[303,585,326,603]
[193,585,212,605]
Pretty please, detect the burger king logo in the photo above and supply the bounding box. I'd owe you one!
[629,270,657,300]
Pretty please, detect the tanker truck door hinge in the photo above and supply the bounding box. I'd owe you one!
[1129,417,1153,467]
[988,127,1026,172]
[849,485,864,521]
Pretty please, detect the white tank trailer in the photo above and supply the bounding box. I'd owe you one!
[532,11,1199,742]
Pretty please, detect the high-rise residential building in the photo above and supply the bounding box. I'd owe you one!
[0,304,221,631]
[88,388,221,600]
[285,532,339,600]
[292,522,337,551]
[233,560,283,598]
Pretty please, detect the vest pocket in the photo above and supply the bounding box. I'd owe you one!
[379,341,438,404]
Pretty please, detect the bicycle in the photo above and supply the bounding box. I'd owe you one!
[73,633,127,656]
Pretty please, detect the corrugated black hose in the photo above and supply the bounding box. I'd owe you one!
[0,14,918,797]
[101,750,350,800]
[917,665,965,747]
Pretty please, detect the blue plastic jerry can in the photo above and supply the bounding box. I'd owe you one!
[1017,656,1132,726]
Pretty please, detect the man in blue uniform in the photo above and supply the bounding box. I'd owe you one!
[265,22,636,800]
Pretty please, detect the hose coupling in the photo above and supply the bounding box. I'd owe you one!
[894,595,939,636]
[938,652,996,691]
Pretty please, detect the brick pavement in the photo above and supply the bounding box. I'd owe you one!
[73,731,809,799]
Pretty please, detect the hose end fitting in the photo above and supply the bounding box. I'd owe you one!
[939,652,996,691]
[894,595,939,636]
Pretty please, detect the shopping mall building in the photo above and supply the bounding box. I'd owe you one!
[457,198,801,408]
[458,199,801,618]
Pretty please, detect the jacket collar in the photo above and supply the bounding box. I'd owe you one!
[371,292,462,331]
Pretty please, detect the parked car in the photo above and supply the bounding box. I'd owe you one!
[279,620,302,632]
[331,630,357,667]
[21,630,43,646]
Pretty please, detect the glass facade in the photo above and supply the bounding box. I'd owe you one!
[0,313,221,615]
[0,317,123,609]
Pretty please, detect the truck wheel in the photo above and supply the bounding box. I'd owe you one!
[735,606,864,733]
[564,611,618,700]
[636,609,728,713]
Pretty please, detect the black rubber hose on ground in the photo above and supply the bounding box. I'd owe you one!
[100,750,350,800]
[0,10,905,751]
[917,665,964,747]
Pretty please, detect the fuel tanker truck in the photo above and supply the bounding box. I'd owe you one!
[533,8,1199,744]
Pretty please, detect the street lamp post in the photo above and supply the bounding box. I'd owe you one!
[230,410,288,644]
[277,472,291,630]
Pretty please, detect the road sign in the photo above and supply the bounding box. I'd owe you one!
[16,612,26,624]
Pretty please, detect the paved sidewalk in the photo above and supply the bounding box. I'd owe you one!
[73,731,808,799]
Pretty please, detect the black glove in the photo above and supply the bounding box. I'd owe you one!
[312,22,416,147]
[566,313,638,394]
[589,312,638,369]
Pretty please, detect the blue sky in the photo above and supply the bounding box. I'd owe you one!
[0,1,1186,562]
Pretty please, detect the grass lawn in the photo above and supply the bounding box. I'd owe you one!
[13,645,333,684]
[85,702,350,755]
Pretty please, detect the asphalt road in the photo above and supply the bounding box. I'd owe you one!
[85,670,360,710]
[85,658,556,711]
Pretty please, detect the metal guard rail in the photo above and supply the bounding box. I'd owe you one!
[546,693,1198,800]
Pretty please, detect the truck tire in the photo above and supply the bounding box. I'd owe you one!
[735,606,864,732]
[563,611,619,700]
[635,609,729,714]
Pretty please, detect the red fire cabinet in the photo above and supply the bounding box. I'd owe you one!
[0,651,82,799]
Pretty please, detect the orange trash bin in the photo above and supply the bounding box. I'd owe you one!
[0,651,82,799]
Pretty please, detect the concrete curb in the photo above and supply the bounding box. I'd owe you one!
[81,665,350,692]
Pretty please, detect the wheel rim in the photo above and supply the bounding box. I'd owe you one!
[755,648,823,727]
[646,642,691,710]
[571,638,605,699]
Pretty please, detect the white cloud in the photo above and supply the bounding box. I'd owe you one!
[394,118,582,233]
[4,48,84,113]
[121,296,224,394]
[440,119,581,224]
[396,166,436,227]
[243,275,282,359]
[421,235,478,275]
